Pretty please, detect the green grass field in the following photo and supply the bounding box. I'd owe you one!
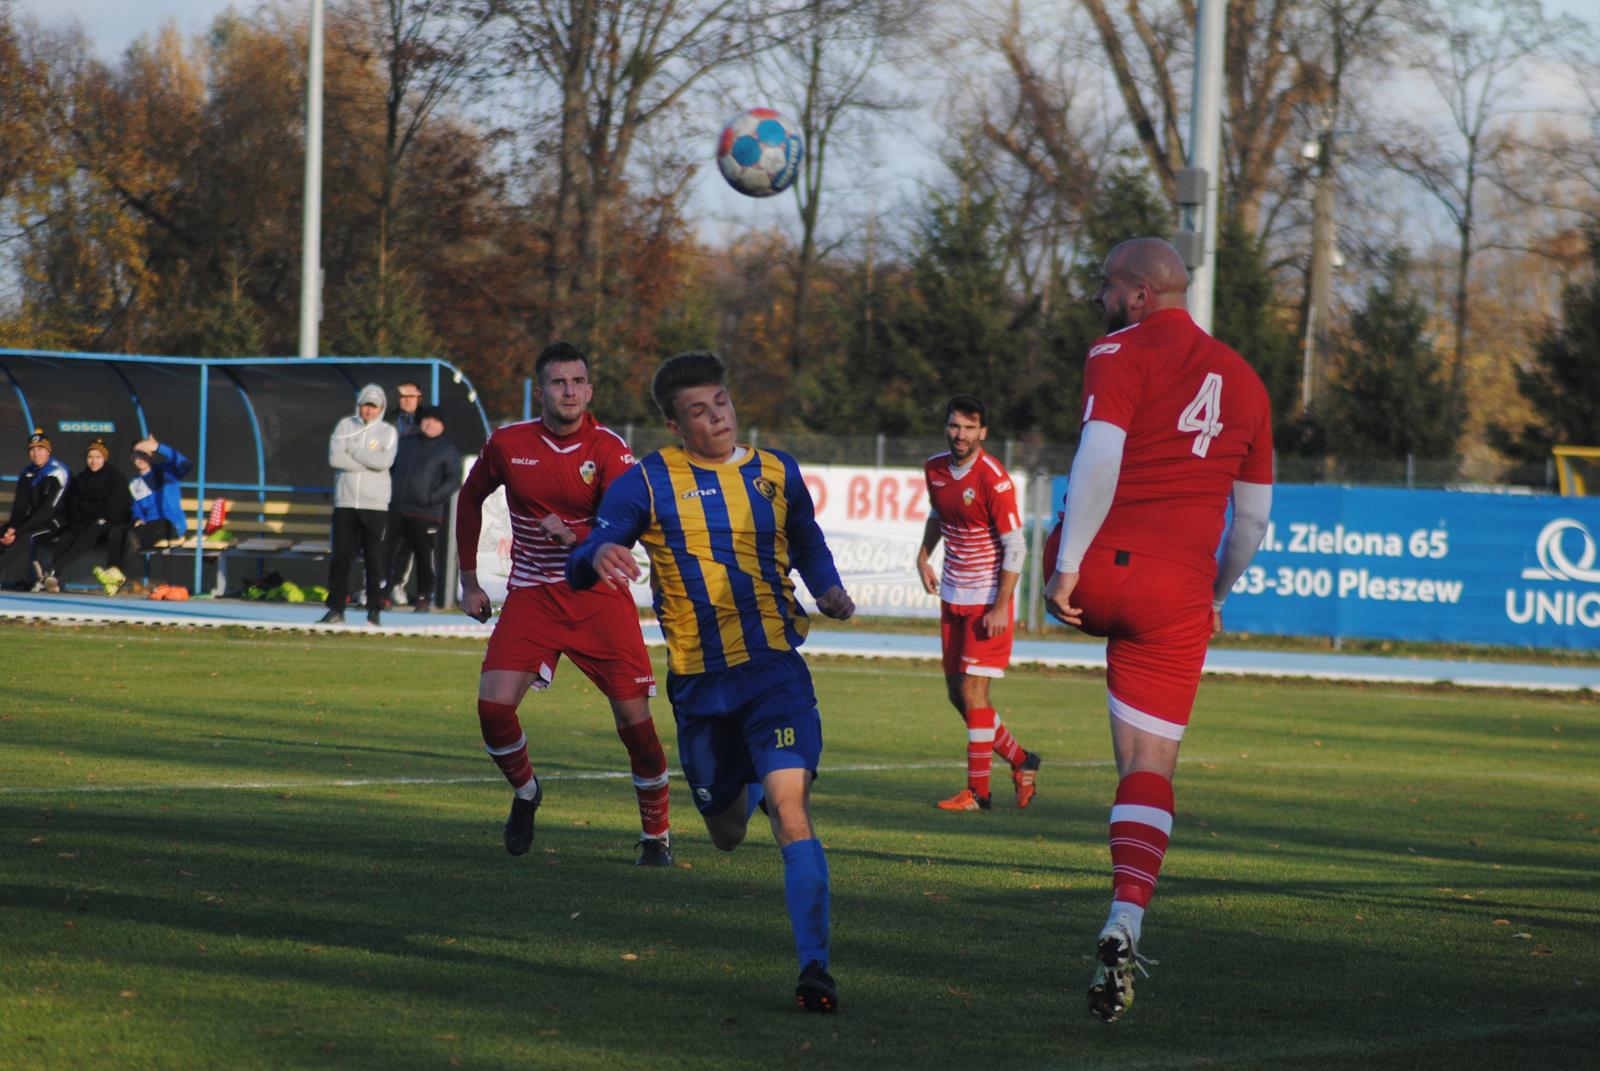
[2,622,1597,1070]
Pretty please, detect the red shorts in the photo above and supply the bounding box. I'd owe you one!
[940,600,1014,678]
[1071,546,1212,738]
[483,583,656,700]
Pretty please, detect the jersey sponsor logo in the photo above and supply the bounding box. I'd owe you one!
[930,479,947,488]
[994,480,1012,492]
[620,453,636,465]
[962,487,976,506]
[633,675,655,684]
[510,457,539,466]
[1089,342,1121,357]
[579,459,597,485]
[681,486,720,499]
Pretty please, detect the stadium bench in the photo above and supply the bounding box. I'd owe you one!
[159,497,335,594]
[0,488,335,595]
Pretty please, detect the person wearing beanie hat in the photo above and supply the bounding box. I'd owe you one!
[384,405,455,612]
[36,439,134,592]
[0,428,70,588]
[320,383,398,625]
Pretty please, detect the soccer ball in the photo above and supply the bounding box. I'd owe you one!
[716,108,803,198]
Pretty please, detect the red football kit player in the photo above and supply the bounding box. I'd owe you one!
[917,396,1041,813]
[457,343,673,867]
[1044,240,1273,1023]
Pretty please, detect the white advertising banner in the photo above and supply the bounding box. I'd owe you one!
[466,457,1025,619]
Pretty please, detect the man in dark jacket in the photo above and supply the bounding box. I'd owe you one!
[39,438,133,591]
[385,406,457,612]
[1,428,70,588]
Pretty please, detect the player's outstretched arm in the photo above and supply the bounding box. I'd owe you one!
[1211,480,1272,632]
[566,465,651,591]
[779,454,847,603]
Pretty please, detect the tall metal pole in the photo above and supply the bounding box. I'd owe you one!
[1185,0,1226,332]
[298,0,325,359]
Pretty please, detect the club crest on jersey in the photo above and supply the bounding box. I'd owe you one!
[962,487,976,506]
[752,476,777,501]
[579,460,596,485]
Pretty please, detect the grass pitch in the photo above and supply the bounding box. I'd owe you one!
[2,621,1597,1070]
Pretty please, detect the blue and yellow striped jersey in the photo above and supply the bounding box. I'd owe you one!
[566,445,842,676]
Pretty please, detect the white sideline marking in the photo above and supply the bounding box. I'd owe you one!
[2,760,1129,797]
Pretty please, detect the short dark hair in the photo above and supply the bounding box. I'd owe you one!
[652,351,726,420]
[945,394,987,426]
[535,341,590,385]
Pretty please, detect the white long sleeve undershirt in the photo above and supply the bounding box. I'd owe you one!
[1212,481,1273,609]
[1054,420,1126,573]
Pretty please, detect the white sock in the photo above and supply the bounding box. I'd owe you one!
[514,776,540,801]
[1108,900,1145,945]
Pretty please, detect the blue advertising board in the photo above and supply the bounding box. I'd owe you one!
[1046,479,1600,649]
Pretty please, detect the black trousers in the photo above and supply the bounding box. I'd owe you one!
[386,513,440,604]
[327,507,388,612]
[0,525,58,585]
[45,521,119,577]
[117,520,177,578]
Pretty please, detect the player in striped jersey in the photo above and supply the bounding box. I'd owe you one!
[567,351,854,1012]
[455,342,673,867]
[917,396,1041,812]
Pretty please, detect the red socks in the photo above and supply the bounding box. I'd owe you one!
[478,699,533,790]
[991,715,1026,769]
[965,706,997,798]
[616,719,671,839]
[1108,771,1175,907]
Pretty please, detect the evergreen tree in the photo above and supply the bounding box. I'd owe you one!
[1325,248,1462,460]
[329,269,438,358]
[1212,212,1301,445]
[191,265,265,357]
[1493,226,1600,461]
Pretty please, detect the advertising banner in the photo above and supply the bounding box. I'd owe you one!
[471,459,1025,618]
[1049,478,1600,649]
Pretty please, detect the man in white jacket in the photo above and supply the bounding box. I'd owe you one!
[320,384,399,626]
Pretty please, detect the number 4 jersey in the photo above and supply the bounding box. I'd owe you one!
[1080,307,1274,573]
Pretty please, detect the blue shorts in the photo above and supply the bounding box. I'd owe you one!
[667,650,823,816]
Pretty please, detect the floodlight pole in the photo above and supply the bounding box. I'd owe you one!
[298,0,325,359]
[1182,0,1226,333]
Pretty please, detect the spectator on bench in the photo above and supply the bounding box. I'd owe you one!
[39,438,132,592]
[108,436,192,596]
[386,406,457,613]
[0,428,69,590]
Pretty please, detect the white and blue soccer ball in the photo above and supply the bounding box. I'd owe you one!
[716,108,803,198]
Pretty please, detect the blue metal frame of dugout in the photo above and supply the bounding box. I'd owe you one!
[0,350,492,595]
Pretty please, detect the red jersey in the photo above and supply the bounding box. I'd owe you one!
[1080,307,1274,571]
[924,449,1022,605]
[457,413,636,590]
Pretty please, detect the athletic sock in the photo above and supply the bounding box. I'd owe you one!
[965,706,997,798]
[615,718,670,839]
[745,782,766,821]
[1107,899,1146,946]
[991,714,1026,769]
[477,699,534,791]
[1108,770,1175,908]
[780,837,830,969]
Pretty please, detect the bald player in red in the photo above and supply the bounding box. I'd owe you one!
[1044,238,1274,1023]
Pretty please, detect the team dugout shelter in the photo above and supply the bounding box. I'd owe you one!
[0,350,491,596]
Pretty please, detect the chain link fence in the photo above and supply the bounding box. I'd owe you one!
[613,424,1556,492]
